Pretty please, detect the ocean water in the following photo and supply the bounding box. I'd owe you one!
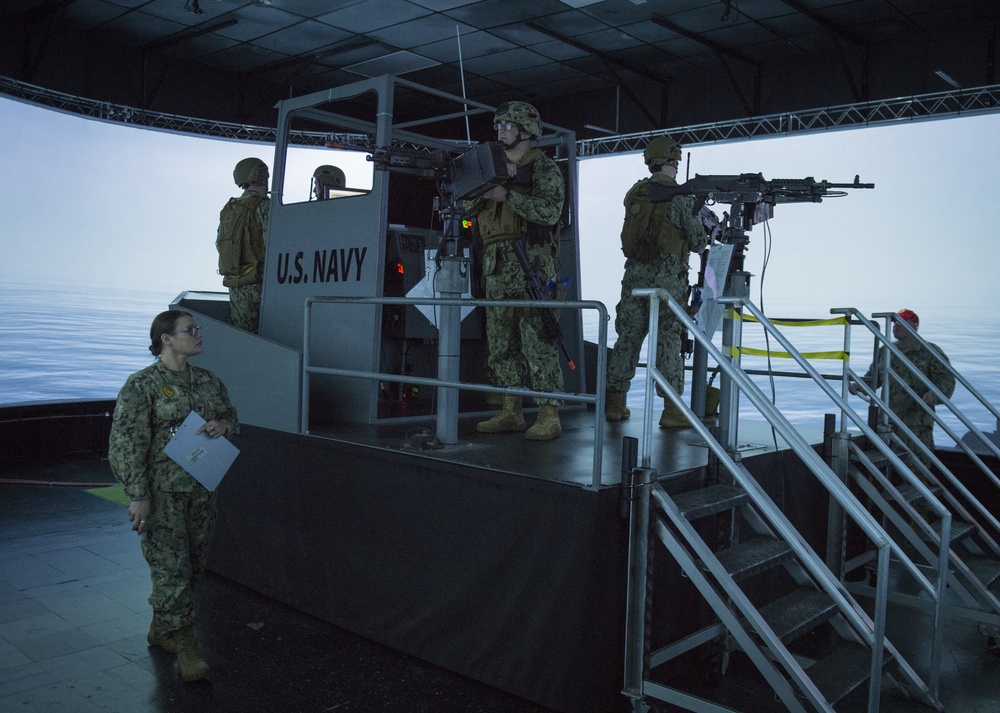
[3,281,998,445]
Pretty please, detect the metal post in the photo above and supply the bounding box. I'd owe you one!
[623,465,655,707]
[434,255,467,445]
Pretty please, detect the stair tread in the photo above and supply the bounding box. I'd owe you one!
[672,485,747,520]
[757,587,837,643]
[806,643,891,706]
[965,557,1000,590]
[896,482,939,503]
[713,537,793,580]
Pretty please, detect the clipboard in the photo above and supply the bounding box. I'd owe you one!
[163,411,239,491]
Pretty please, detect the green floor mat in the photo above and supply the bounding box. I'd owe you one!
[86,483,130,506]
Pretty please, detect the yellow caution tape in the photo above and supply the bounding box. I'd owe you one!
[723,309,848,327]
[727,346,849,361]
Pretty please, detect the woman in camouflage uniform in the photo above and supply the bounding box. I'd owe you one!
[108,310,238,682]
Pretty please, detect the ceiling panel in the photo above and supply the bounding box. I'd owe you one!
[0,0,997,138]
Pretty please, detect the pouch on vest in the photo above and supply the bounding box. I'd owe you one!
[620,182,665,263]
[216,195,264,282]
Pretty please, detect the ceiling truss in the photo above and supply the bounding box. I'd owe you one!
[2,75,999,158]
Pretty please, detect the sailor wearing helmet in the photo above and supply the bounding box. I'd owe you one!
[465,101,566,441]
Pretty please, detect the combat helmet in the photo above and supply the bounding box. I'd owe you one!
[643,136,682,167]
[313,165,346,189]
[494,101,543,138]
[233,157,268,188]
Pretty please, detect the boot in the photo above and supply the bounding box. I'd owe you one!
[525,404,561,441]
[605,389,630,422]
[172,626,211,682]
[148,616,179,653]
[477,394,526,433]
[658,397,688,429]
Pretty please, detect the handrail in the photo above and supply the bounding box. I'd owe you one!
[635,288,949,705]
[863,311,1000,464]
[632,288,903,710]
[301,294,610,488]
[840,308,1000,543]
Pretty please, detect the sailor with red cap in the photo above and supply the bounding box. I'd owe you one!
[855,309,955,466]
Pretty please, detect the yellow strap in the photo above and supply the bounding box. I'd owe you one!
[723,309,848,327]
[728,346,849,361]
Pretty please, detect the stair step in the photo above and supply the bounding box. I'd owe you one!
[672,485,747,520]
[757,587,838,644]
[806,642,891,706]
[896,482,932,503]
[852,447,908,470]
[711,537,793,581]
[965,557,1000,590]
[950,520,976,544]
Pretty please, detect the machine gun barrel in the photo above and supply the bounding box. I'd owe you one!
[650,172,874,205]
[511,239,576,371]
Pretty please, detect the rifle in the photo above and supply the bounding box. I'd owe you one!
[510,239,576,371]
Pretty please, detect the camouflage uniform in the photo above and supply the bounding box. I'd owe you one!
[108,360,238,635]
[223,192,270,333]
[467,148,565,405]
[607,173,708,396]
[864,340,955,465]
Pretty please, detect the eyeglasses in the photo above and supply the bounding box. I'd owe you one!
[172,325,202,336]
[494,121,518,132]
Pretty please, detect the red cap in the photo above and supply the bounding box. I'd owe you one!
[896,309,919,329]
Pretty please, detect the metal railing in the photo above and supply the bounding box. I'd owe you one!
[841,309,1000,539]
[625,287,944,709]
[301,294,610,488]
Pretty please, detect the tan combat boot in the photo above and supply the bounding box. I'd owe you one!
[477,394,526,433]
[605,389,630,422]
[525,404,561,441]
[172,626,211,682]
[147,616,179,653]
[658,397,688,429]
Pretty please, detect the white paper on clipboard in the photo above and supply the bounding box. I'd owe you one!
[163,411,239,491]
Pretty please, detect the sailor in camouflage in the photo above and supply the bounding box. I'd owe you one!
[857,309,955,467]
[465,101,566,441]
[605,136,709,427]
[108,310,238,682]
[219,157,270,333]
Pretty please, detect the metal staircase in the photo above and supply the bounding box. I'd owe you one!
[836,310,1000,652]
[622,294,977,712]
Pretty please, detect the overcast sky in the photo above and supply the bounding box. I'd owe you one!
[2,94,997,328]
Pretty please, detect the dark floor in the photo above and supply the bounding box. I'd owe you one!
[4,456,1000,712]
[0,459,559,713]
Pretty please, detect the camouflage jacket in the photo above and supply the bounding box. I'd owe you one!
[865,340,955,427]
[465,148,564,247]
[108,360,239,500]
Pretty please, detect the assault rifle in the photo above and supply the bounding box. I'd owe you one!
[511,239,576,371]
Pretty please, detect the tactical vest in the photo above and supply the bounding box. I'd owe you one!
[216,193,266,287]
[620,177,687,263]
[478,149,557,251]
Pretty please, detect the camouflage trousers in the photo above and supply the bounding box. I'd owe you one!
[898,416,937,471]
[483,248,563,406]
[229,283,262,333]
[140,488,217,635]
[606,257,689,397]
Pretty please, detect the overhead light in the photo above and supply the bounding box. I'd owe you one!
[558,0,604,8]
[934,69,961,90]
